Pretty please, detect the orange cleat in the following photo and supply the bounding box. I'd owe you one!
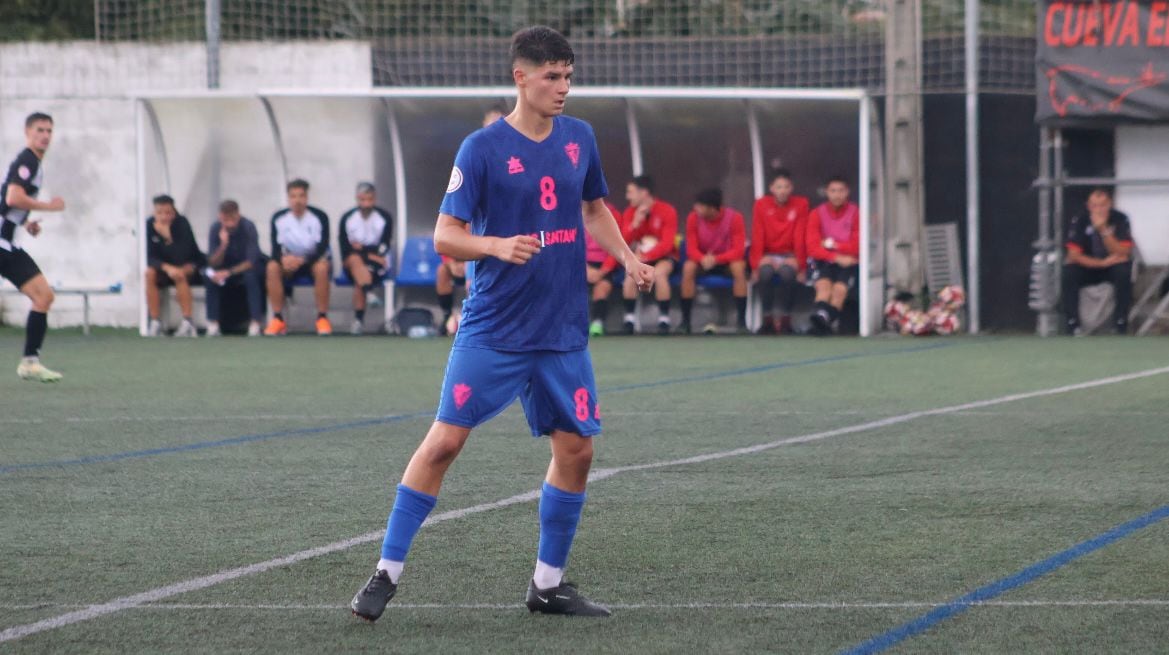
[315,315,333,336]
[263,318,287,336]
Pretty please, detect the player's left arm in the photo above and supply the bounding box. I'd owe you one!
[583,199,653,290]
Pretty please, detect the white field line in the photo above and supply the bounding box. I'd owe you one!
[4,599,1169,612]
[3,364,1168,644]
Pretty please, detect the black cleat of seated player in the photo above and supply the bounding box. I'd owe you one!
[525,579,612,617]
[351,569,397,622]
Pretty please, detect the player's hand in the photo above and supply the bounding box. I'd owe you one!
[631,206,649,228]
[836,255,858,267]
[164,265,185,282]
[350,241,363,252]
[281,255,303,273]
[491,235,541,264]
[212,270,231,284]
[628,259,654,292]
[796,270,807,284]
[219,227,230,244]
[25,221,42,237]
[47,197,65,212]
[701,254,717,270]
[1102,253,1128,267]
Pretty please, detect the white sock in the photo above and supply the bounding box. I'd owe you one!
[623,312,636,323]
[21,355,38,365]
[376,558,403,584]
[532,560,564,590]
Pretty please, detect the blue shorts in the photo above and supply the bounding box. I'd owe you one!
[436,346,602,437]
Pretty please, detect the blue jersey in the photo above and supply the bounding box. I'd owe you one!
[439,115,609,352]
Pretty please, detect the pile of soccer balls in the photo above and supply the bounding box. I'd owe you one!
[884,285,966,336]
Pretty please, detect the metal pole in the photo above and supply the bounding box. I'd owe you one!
[964,0,980,334]
[206,0,221,89]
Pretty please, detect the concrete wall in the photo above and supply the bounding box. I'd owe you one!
[0,41,371,328]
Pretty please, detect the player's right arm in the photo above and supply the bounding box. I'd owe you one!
[434,214,540,265]
[4,185,63,212]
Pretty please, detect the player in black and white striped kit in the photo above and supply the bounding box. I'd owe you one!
[0,113,66,382]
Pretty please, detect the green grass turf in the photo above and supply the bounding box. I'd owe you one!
[1,330,1168,653]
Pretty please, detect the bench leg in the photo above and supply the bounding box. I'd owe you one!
[383,280,396,333]
[83,293,91,337]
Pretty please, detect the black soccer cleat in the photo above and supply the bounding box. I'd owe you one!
[622,320,635,335]
[525,579,612,617]
[351,569,397,622]
[808,309,832,336]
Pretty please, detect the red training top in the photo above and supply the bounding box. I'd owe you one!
[621,199,679,262]
[685,207,746,265]
[806,201,860,263]
[585,201,622,272]
[749,194,809,270]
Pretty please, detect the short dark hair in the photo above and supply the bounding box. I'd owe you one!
[629,175,654,194]
[355,181,376,195]
[826,174,850,187]
[1088,186,1113,199]
[287,179,309,193]
[25,112,52,128]
[152,194,175,207]
[510,26,575,67]
[219,199,240,214]
[768,168,793,185]
[695,188,723,208]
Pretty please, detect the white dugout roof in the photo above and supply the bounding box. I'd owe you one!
[134,87,882,334]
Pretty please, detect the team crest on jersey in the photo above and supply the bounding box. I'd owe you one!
[564,142,580,168]
[17,165,30,180]
[446,166,463,193]
[507,156,525,175]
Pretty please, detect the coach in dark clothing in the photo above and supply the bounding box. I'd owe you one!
[204,199,265,337]
[145,194,204,337]
[1063,188,1134,335]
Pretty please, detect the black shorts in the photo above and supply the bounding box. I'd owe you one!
[0,247,42,288]
[150,264,201,288]
[347,249,388,280]
[809,259,858,289]
[280,258,331,294]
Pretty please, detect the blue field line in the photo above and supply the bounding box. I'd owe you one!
[0,340,956,475]
[841,503,1169,655]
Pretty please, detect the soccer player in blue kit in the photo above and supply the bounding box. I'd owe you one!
[351,26,655,621]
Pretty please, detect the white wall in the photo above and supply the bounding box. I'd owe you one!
[0,41,371,328]
[1115,126,1169,266]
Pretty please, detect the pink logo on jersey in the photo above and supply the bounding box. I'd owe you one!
[565,142,580,168]
[453,383,472,409]
[507,157,525,175]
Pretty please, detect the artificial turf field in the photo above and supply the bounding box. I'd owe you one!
[1,329,1168,653]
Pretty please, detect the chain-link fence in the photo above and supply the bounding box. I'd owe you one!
[92,0,1035,90]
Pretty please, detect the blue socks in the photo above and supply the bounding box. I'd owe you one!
[380,484,438,562]
[537,482,586,570]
